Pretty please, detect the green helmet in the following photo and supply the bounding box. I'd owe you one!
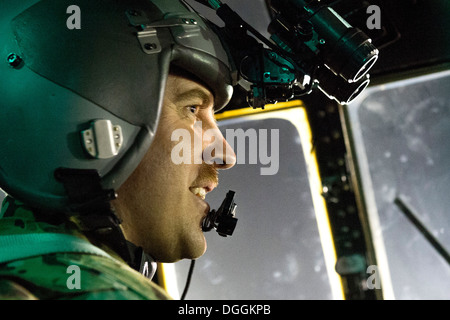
[0,0,234,211]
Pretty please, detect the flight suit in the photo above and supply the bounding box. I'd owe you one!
[0,196,171,300]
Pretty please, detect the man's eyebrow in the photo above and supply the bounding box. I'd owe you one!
[173,88,214,106]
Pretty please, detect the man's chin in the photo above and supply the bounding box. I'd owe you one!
[181,230,208,261]
[183,233,207,261]
[153,233,207,263]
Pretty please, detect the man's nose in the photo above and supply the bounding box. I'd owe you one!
[217,135,237,169]
[202,127,236,169]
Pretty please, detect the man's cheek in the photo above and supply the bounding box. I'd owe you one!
[170,122,203,165]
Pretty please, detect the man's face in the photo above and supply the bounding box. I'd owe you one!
[114,71,236,263]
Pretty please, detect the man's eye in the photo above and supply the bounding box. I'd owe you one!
[189,106,199,114]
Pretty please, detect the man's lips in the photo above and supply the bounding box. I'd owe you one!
[189,187,211,229]
[189,181,216,224]
[190,187,207,200]
[189,180,217,200]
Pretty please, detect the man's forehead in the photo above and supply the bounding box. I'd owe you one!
[167,74,214,106]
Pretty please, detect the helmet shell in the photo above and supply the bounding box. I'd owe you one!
[0,0,234,210]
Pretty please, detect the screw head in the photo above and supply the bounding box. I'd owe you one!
[7,53,23,68]
[128,9,139,16]
[144,43,157,50]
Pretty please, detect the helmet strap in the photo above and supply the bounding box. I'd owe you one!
[54,168,132,265]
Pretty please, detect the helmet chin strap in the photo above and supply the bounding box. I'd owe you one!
[126,241,158,279]
[54,167,155,279]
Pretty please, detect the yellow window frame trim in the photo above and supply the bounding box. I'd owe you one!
[158,100,345,300]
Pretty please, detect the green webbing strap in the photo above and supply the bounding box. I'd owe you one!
[0,233,116,264]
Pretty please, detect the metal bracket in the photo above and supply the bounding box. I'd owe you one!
[126,8,200,55]
[137,26,162,54]
[81,119,123,159]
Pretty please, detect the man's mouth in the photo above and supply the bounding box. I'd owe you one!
[190,187,207,200]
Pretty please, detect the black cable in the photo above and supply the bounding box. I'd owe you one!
[180,259,196,300]
[394,195,450,266]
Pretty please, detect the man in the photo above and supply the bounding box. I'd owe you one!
[0,0,236,299]
[114,66,236,263]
